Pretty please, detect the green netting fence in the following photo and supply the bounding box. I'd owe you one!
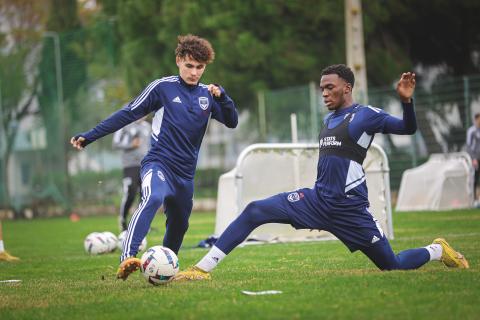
[1,21,479,217]
[259,75,480,190]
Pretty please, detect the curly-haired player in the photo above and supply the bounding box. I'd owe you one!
[71,35,238,280]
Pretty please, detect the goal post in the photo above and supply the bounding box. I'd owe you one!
[214,142,393,243]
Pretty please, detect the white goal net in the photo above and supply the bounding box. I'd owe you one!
[214,143,393,243]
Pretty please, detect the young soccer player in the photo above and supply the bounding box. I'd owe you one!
[175,64,469,281]
[71,35,238,280]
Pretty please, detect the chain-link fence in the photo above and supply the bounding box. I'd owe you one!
[0,22,123,217]
[260,75,480,190]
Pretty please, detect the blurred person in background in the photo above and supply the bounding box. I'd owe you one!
[112,117,151,232]
[466,113,480,204]
[0,221,19,262]
[70,34,238,281]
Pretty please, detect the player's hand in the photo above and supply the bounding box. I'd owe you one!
[208,84,222,98]
[396,72,416,103]
[473,159,479,169]
[70,136,86,150]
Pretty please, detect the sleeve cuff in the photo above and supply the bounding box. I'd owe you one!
[76,133,93,147]
[401,98,414,107]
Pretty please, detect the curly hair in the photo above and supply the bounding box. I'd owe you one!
[175,34,215,64]
[321,64,355,88]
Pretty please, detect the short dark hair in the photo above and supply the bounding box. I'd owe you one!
[321,64,355,88]
[175,34,215,64]
[475,113,480,120]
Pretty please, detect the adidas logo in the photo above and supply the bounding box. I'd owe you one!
[371,235,380,244]
[172,96,182,103]
[212,257,219,262]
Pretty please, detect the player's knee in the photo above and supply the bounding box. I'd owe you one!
[241,201,266,225]
[147,192,164,208]
[377,258,401,271]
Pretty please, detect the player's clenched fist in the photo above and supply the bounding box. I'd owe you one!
[208,84,222,98]
[70,136,86,150]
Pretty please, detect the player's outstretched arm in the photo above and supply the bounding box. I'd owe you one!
[70,80,161,151]
[70,100,154,151]
[396,72,416,103]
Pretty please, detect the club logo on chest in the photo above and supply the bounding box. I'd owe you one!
[198,97,209,110]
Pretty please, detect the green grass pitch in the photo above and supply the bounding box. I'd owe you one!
[1,209,479,319]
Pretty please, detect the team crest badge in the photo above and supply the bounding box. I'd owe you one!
[198,97,209,110]
[287,192,304,202]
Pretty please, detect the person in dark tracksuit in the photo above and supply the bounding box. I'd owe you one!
[466,113,480,202]
[70,35,238,280]
[112,119,150,232]
[175,64,469,281]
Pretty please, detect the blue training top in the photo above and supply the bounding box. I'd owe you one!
[79,75,238,179]
[315,102,416,207]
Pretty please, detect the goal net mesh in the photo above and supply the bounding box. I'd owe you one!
[214,143,393,243]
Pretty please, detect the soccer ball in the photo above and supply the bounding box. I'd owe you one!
[117,230,147,252]
[102,231,118,252]
[117,230,126,251]
[84,232,109,255]
[140,246,179,285]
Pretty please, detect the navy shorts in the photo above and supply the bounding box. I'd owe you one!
[266,187,386,252]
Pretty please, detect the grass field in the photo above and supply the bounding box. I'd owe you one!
[1,209,479,320]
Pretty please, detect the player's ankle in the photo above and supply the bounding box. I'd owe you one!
[194,265,209,273]
[196,245,226,272]
[424,243,442,261]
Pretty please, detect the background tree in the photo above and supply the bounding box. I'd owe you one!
[0,0,48,210]
[83,0,480,152]
[97,0,345,109]
[36,0,88,210]
[363,0,480,152]
[38,0,87,140]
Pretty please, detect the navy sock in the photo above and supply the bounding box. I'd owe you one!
[361,239,430,270]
